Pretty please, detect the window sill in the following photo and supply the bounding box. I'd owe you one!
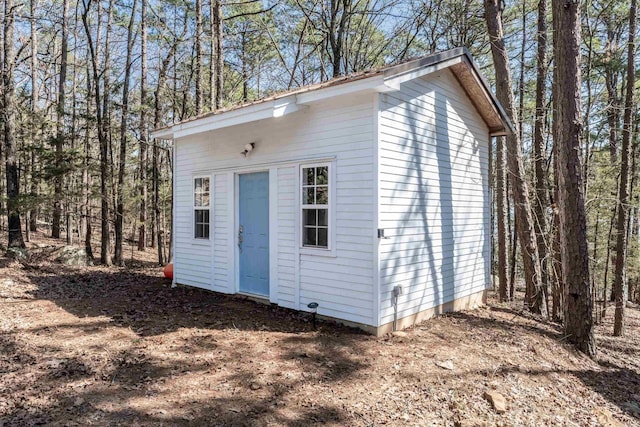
[191,239,212,247]
[300,247,337,258]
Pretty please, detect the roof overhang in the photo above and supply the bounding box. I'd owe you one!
[151,47,514,140]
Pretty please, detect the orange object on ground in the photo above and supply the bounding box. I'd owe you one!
[163,263,174,279]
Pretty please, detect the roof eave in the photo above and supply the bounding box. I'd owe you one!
[151,47,515,139]
[459,48,515,136]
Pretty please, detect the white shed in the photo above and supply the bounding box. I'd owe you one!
[153,48,513,335]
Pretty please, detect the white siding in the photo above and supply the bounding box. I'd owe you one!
[173,142,214,289]
[377,70,491,325]
[173,94,377,326]
[276,166,297,309]
[212,173,231,293]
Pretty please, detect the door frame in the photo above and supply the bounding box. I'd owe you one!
[234,167,278,303]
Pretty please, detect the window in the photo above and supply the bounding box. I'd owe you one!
[194,177,210,239]
[301,164,330,249]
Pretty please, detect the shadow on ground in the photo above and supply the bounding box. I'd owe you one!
[446,307,640,422]
[2,265,369,426]
[24,266,363,336]
[1,258,638,425]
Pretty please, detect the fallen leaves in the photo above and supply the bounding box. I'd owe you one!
[0,233,639,426]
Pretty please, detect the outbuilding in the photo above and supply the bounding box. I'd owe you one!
[152,47,513,335]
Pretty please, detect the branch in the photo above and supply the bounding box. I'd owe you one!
[225,2,278,20]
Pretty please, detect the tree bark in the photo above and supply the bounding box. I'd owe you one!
[551,183,563,322]
[52,0,69,239]
[114,0,137,266]
[533,0,549,304]
[326,0,350,77]
[604,13,621,165]
[152,29,181,265]
[484,0,546,315]
[82,0,111,265]
[213,0,223,109]
[83,61,94,261]
[612,0,636,337]
[552,0,595,356]
[138,0,148,251]
[2,0,26,249]
[496,135,509,301]
[195,0,203,115]
[153,140,164,266]
[29,0,39,234]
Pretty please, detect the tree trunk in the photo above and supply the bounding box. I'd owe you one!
[213,0,223,109]
[154,140,164,266]
[551,180,563,322]
[241,29,248,102]
[533,0,549,300]
[328,0,350,78]
[138,0,148,251]
[604,14,621,165]
[612,0,636,337]
[496,135,509,301]
[52,0,69,239]
[195,0,203,115]
[2,0,26,249]
[82,0,111,265]
[103,0,114,265]
[67,24,79,246]
[602,204,617,315]
[592,210,601,322]
[484,0,546,315]
[114,0,137,266]
[29,0,39,234]
[167,147,173,263]
[83,61,94,261]
[552,0,595,356]
[152,31,180,265]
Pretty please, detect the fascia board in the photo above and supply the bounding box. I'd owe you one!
[383,56,464,89]
[172,102,275,138]
[273,95,307,117]
[150,127,175,140]
[296,75,386,104]
[168,96,307,139]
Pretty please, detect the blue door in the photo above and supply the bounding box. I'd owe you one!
[238,172,270,296]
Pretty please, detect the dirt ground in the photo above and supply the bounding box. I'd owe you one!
[1,232,639,426]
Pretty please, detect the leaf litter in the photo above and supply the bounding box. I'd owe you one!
[0,231,638,426]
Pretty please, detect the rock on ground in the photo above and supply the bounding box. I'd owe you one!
[484,390,507,414]
[54,246,92,266]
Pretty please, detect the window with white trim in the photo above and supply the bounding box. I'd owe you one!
[301,164,330,249]
[194,177,210,239]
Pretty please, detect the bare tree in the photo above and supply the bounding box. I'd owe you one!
[195,0,203,114]
[484,0,546,315]
[28,0,39,238]
[138,0,148,250]
[114,0,138,266]
[213,0,223,109]
[496,134,509,301]
[532,0,549,302]
[82,0,112,265]
[52,0,69,239]
[2,0,26,249]
[612,0,636,337]
[152,18,185,265]
[83,61,94,261]
[552,0,595,356]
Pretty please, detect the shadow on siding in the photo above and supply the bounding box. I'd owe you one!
[379,77,486,323]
